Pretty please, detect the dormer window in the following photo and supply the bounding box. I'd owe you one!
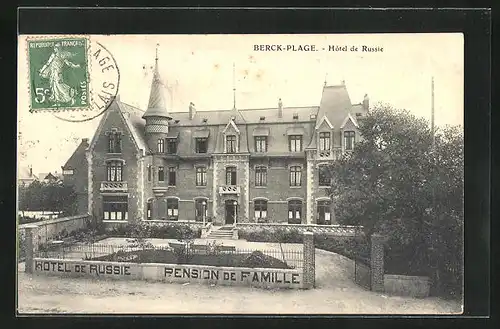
[202,118,208,123]
[293,113,299,120]
[259,116,266,121]
[319,132,331,151]
[226,135,237,153]
[344,131,355,150]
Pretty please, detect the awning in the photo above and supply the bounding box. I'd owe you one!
[286,127,305,135]
[166,131,179,139]
[193,129,210,139]
[252,127,270,136]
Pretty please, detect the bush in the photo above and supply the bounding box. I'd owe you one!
[107,223,201,240]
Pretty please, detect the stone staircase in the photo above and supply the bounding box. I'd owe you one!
[206,225,237,240]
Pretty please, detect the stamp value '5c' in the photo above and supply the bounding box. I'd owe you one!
[28,38,89,111]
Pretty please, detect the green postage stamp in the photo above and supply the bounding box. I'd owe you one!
[27,38,89,111]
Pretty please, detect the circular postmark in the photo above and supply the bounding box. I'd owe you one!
[26,36,120,122]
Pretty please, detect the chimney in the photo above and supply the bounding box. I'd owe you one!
[82,138,89,144]
[29,166,32,177]
[189,102,196,120]
[278,98,283,118]
[363,94,369,111]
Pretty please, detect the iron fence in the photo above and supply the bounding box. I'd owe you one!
[33,242,304,270]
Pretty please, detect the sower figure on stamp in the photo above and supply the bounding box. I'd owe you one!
[39,43,81,106]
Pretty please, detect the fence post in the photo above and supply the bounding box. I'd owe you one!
[302,231,315,289]
[24,224,38,274]
[370,233,385,292]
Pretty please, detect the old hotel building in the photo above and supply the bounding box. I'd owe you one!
[62,56,369,226]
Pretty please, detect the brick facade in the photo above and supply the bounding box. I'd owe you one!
[65,59,369,227]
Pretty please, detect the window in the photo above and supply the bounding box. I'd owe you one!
[63,169,74,175]
[344,131,355,150]
[166,139,177,154]
[288,200,302,224]
[226,135,237,153]
[108,132,122,153]
[168,167,176,186]
[147,165,152,182]
[317,200,332,225]
[106,161,123,182]
[195,138,208,153]
[289,135,302,152]
[289,166,302,187]
[158,166,164,182]
[255,166,267,187]
[166,198,179,220]
[157,139,165,153]
[318,165,332,187]
[103,196,128,221]
[146,199,153,220]
[319,132,331,151]
[255,136,268,153]
[254,200,268,221]
[226,166,237,185]
[196,167,207,186]
[195,199,208,222]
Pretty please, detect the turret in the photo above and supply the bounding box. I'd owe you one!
[142,47,172,153]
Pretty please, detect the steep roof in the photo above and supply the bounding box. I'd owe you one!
[142,58,171,119]
[168,106,318,126]
[62,139,89,169]
[316,84,353,128]
[116,101,148,152]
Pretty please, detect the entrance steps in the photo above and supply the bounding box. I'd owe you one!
[206,225,237,240]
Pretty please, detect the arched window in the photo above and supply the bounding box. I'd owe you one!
[288,200,302,224]
[317,200,332,225]
[254,199,268,222]
[166,198,179,221]
[194,199,208,222]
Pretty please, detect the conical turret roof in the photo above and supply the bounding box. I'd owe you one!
[142,55,172,120]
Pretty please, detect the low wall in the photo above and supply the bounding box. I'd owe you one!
[32,258,305,289]
[384,274,431,298]
[19,214,89,250]
[236,223,361,236]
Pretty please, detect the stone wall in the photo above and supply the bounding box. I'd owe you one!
[19,214,89,250]
[32,258,305,289]
[384,274,431,298]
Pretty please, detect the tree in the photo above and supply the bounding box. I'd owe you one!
[328,103,463,298]
[18,181,78,216]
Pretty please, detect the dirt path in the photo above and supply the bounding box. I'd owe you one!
[17,247,462,314]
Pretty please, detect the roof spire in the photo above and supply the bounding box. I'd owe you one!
[232,62,236,110]
[142,43,171,120]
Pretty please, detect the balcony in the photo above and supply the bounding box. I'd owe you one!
[317,148,343,160]
[100,181,128,192]
[218,185,241,195]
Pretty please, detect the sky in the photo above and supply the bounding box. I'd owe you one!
[17,33,463,174]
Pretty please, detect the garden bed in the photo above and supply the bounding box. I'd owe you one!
[91,249,293,269]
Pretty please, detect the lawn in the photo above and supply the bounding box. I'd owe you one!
[91,249,293,269]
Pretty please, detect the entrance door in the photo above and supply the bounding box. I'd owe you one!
[225,200,237,224]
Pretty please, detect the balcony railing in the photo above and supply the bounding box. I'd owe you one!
[317,148,343,160]
[100,181,128,192]
[218,185,241,195]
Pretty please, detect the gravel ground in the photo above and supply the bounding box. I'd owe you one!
[17,238,462,314]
